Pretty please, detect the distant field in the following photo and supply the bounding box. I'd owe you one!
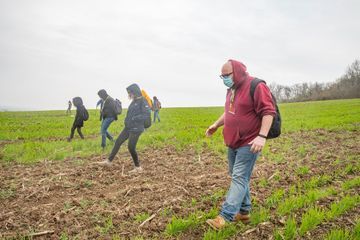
[0,99,359,239]
[0,98,359,163]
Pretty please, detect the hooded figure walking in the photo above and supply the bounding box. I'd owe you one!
[100,84,151,174]
[67,97,88,141]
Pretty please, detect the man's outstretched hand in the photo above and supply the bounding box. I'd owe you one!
[205,124,218,137]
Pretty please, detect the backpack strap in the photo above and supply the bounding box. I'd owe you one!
[250,78,266,102]
[101,96,110,111]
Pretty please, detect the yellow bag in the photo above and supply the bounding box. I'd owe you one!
[141,89,153,108]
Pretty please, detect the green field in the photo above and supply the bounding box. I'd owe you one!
[1,98,359,164]
[0,98,359,239]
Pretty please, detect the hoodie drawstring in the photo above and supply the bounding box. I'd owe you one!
[229,89,236,114]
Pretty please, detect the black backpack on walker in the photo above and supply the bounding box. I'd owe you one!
[250,78,281,139]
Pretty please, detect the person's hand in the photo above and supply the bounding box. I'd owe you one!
[249,136,266,153]
[205,124,218,137]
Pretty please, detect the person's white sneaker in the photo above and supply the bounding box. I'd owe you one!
[98,159,112,166]
[128,166,143,174]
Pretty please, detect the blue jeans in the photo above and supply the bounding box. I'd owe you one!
[153,110,160,122]
[101,117,115,147]
[220,146,259,222]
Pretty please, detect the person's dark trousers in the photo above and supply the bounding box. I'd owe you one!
[108,128,142,167]
[69,125,84,139]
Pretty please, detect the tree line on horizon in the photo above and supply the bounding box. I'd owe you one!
[269,59,360,103]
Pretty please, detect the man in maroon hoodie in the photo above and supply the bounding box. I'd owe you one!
[205,60,276,229]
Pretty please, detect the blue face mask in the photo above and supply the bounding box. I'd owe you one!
[223,76,234,88]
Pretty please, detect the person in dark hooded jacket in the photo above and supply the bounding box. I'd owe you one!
[67,97,87,141]
[100,84,150,174]
[98,89,117,148]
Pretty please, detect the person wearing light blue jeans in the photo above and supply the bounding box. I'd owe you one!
[98,89,118,148]
[220,146,259,221]
[152,96,161,123]
[205,60,276,229]
[101,117,115,148]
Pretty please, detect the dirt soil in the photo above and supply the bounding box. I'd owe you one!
[0,146,229,239]
[0,130,359,239]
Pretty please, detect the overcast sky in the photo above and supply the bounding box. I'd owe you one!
[0,0,359,110]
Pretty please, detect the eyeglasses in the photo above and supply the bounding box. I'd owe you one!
[219,72,233,79]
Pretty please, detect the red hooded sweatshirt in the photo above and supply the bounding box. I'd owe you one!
[223,60,276,149]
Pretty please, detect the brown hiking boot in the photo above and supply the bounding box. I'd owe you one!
[206,215,226,230]
[234,212,250,224]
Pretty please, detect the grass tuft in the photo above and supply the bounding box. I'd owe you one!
[165,214,199,236]
[134,212,151,223]
[342,177,360,190]
[299,207,325,236]
[326,195,360,220]
[324,229,351,240]
[284,216,297,240]
[203,224,238,240]
[250,207,270,225]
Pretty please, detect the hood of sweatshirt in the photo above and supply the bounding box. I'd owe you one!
[72,97,83,108]
[98,89,109,100]
[126,83,142,98]
[229,59,254,88]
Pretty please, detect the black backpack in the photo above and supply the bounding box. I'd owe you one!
[83,108,89,121]
[114,99,122,115]
[142,99,152,129]
[250,78,281,139]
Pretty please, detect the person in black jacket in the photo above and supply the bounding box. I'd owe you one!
[101,84,150,174]
[98,89,117,149]
[67,97,87,141]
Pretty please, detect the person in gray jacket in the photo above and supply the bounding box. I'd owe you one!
[98,89,117,149]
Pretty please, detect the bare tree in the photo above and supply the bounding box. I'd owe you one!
[270,59,359,102]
